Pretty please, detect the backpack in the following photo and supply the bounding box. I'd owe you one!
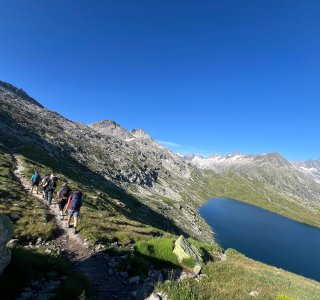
[71,190,82,210]
[59,186,70,198]
[33,173,40,184]
[51,177,58,189]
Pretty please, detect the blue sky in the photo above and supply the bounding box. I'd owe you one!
[0,1,319,161]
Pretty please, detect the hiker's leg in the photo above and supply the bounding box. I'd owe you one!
[67,209,73,227]
[73,211,80,233]
[58,200,65,220]
[74,216,78,229]
[67,215,71,227]
[48,191,53,205]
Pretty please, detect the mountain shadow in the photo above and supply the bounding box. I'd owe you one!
[0,111,190,238]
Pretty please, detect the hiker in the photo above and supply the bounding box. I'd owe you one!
[66,189,83,234]
[30,171,41,194]
[44,174,58,205]
[57,183,71,220]
[40,174,50,199]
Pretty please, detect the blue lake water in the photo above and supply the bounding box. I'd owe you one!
[199,198,320,282]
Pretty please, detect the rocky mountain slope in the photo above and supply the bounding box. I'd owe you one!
[0,80,211,241]
[292,159,320,184]
[185,152,320,220]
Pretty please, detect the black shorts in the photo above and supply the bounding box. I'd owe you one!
[58,198,68,210]
[32,182,39,187]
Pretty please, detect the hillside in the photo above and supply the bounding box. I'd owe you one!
[1,81,320,299]
[0,80,213,242]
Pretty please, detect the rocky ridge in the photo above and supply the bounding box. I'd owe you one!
[0,215,13,275]
[0,80,211,241]
[292,159,320,184]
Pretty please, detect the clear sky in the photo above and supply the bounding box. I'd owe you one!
[0,1,319,161]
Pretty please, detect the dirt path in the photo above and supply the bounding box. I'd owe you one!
[14,155,148,300]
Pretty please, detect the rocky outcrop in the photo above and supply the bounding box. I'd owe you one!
[0,215,13,274]
[173,235,203,274]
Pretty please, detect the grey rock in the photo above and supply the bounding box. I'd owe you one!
[120,271,128,278]
[108,268,114,275]
[128,275,140,284]
[9,213,21,221]
[249,291,259,297]
[0,215,13,275]
[145,293,161,300]
[173,235,203,274]
[6,238,19,248]
[17,291,33,300]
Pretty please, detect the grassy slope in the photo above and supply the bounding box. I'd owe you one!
[0,146,91,299]
[17,145,165,245]
[129,237,320,300]
[158,249,320,300]
[0,147,57,241]
[190,170,320,228]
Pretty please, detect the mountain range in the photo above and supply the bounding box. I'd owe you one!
[1,80,320,237]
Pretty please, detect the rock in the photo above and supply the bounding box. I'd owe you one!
[173,235,203,274]
[129,275,140,284]
[7,238,19,248]
[9,213,21,221]
[0,215,13,275]
[120,271,128,278]
[36,237,42,245]
[120,254,128,260]
[46,280,62,290]
[108,268,114,275]
[17,291,33,299]
[148,269,163,283]
[145,293,161,300]
[249,291,259,297]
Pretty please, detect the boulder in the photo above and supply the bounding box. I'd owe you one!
[0,215,13,274]
[6,238,19,249]
[173,235,203,275]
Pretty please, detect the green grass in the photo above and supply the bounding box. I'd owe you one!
[134,237,180,267]
[0,148,57,242]
[125,237,222,276]
[158,249,320,300]
[0,248,91,300]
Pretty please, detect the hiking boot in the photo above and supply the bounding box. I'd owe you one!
[74,228,78,234]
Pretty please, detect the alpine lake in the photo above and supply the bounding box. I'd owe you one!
[199,198,320,282]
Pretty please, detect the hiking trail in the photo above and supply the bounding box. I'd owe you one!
[13,154,153,300]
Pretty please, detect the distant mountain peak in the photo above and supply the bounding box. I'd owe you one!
[89,119,132,140]
[90,119,122,128]
[131,128,151,139]
[0,80,44,108]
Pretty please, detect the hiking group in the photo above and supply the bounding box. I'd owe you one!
[31,171,83,234]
